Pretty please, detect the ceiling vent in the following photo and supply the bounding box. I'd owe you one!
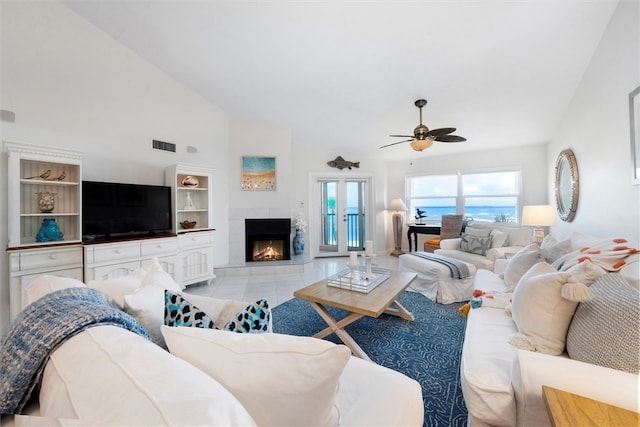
[152,139,176,153]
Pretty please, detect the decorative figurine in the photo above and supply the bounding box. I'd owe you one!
[327,156,360,170]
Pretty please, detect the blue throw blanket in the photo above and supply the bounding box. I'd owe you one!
[0,287,151,414]
[409,252,471,279]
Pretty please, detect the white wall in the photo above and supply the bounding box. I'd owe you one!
[226,115,293,265]
[290,143,390,257]
[385,144,549,251]
[225,116,390,265]
[0,1,230,333]
[548,0,640,242]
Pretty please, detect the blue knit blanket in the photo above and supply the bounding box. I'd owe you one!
[0,287,151,414]
[409,252,471,279]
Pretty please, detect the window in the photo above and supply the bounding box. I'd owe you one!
[406,170,521,223]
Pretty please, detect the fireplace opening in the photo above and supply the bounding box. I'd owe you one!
[252,239,285,261]
[245,218,291,262]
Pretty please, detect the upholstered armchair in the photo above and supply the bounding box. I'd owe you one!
[423,214,464,253]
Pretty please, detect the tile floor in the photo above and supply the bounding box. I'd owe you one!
[184,255,400,307]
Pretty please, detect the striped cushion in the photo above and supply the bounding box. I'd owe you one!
[566,273,639,374]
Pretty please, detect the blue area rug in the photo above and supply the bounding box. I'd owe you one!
[272,291,468,427]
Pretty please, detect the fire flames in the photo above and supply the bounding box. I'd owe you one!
[253,240,283,261]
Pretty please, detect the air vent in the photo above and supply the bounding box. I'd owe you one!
[152,139,176,153]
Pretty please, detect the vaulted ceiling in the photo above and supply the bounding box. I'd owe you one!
[62,0,619,159]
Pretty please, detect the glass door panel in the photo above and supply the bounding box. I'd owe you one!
[318,179,367,256]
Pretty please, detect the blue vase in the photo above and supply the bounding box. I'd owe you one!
[36,218,64,242]
[292,229,304,255]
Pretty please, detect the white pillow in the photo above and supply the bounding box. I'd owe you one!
[124,259,182,347]
[490,229,509,248]
[87,268,146,308]
[24,275,86,307]
[139,258,181,291]
[40,326,256,426]
[503,244,544,291]
[502,227,532,247]
[509,262,575,355]
[540,234,571,264]
[161,326,351,427]
[464,227,492,237]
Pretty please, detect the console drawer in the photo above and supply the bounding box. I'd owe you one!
[89,242,141,264]
[141,238,179,258]
[14,246,83,272]
[178,231,214,249]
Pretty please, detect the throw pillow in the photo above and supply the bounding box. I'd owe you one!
[540,234,571,264]
[164,290,215,329]
[464,227,492,237]
[509,262,575,355]
[566,273,639,374]
[503,244,544,292]
[460,234,492,256]
[561,260,606,302]
[140,258,183,291]
[490,229,509,248]
[223,299,271,333]
[87,268,146,308]
[161,326,351,427]
[124,260,183,347]
[24,275,86,307]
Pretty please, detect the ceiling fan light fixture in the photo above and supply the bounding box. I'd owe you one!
[410,138,434,151]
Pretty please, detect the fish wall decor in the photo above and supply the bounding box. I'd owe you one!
[327,156,360,170]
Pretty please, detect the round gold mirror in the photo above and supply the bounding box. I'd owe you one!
[554,149,579,222]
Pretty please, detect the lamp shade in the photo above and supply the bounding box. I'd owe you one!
[522,205,557,226]
[389,198,408,212]
[410,138,434,152]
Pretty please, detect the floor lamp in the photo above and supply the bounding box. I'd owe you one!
[389,198,408,257]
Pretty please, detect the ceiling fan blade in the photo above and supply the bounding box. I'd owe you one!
[389,134,415,138]
[427,127,456,137]
[380,139,414,149]
[435,135,467,143]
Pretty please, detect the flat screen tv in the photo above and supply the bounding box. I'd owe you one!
[82,181,172,240]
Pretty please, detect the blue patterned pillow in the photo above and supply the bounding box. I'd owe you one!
[224,299,270,333]
[164,290,215,329]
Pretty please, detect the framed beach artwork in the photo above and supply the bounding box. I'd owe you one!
[241,156,276,191]
[630,85,640,185]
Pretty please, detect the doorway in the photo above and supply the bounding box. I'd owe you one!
[310,174,373,258]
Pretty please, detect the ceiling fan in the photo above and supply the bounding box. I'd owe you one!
[381,99,466,151]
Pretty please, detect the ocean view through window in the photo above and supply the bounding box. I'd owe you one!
[406,170,521,223]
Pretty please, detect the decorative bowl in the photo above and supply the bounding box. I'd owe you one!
[180,220,197,229]
[181,175,199,188]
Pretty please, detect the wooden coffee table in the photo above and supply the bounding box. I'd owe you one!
[542,385,639,426]
[293,270,417,361]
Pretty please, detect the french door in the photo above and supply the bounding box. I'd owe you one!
[311,175,372,257]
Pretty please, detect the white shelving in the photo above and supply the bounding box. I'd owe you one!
[5,141,82,247]
[166,164,216,285]
[166,164,214,234]
[5,141,84,320]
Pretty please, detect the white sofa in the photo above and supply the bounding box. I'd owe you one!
[1,267,424,427]
[436,223,531,270]
[460,233,640,426]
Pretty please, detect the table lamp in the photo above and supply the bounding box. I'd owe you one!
[389,198,408,256]
[522,205,557,245]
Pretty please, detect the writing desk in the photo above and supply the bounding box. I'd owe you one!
[407,224,440,252]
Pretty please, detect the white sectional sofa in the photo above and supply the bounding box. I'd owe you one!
[436,222,532,270]
[0,266,424,427]
[460,232,640,426]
